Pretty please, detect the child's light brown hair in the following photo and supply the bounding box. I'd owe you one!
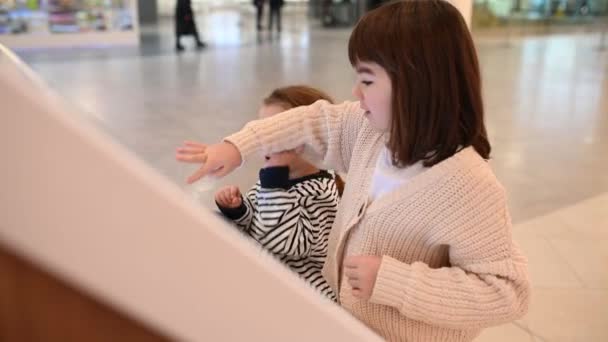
[263,85,345,196]
[264,85,334,109]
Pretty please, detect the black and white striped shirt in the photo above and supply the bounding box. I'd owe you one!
[218,167,339,301]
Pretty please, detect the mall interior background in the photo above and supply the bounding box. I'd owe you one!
[1,1,607,341]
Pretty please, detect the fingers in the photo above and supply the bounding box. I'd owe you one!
[176,146,206,154]
[214,190,223,204]
[220,191,231,206]
[180,142,239,183]
[187,161,216,184]
[223,186,241,207]
[176,141,206,155]
[176,142,207,163]
[230,186,240,198]
[183,141,207,148]
[343,256,360,268]
[176,151,208,164]
[208,165,230,179]
[217,198,228,207]
[345,268,360,293]
[344,268,359,280]
[215,189,230,207]
[347,277,360,289]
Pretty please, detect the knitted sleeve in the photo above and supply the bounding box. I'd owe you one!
[224,100,366,174]
[369,173,530,329]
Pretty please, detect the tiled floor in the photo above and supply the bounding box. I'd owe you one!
[477,193,608,341]
[8,7,608,341]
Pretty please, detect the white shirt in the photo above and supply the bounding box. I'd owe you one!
[369,146,425,202]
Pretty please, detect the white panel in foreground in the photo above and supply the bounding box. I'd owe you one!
[0,45,380,341]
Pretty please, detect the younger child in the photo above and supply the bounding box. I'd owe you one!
[215,86,343,301]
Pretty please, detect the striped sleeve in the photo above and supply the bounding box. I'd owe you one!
[250,187,313,257]
[248,178,336,258]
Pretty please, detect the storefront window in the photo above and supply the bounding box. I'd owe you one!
[0,0,135,36]
[473,0,608,28]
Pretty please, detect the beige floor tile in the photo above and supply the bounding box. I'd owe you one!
[524,288,608,341]
[513,212,575,240]
[548,238,608,289]
[476,322,534,342]
[515,236,584,288]
[541,339,608,342]
[555,195,608,239]
[513,193,608,240]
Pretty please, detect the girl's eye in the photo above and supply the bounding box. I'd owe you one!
[362,81,373,86]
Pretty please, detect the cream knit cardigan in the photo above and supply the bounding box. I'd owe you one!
[226,100,530,342]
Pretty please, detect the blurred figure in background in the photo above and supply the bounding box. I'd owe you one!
[254,0,266,31]
[175,0,207,52]
[268,0,284,33]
